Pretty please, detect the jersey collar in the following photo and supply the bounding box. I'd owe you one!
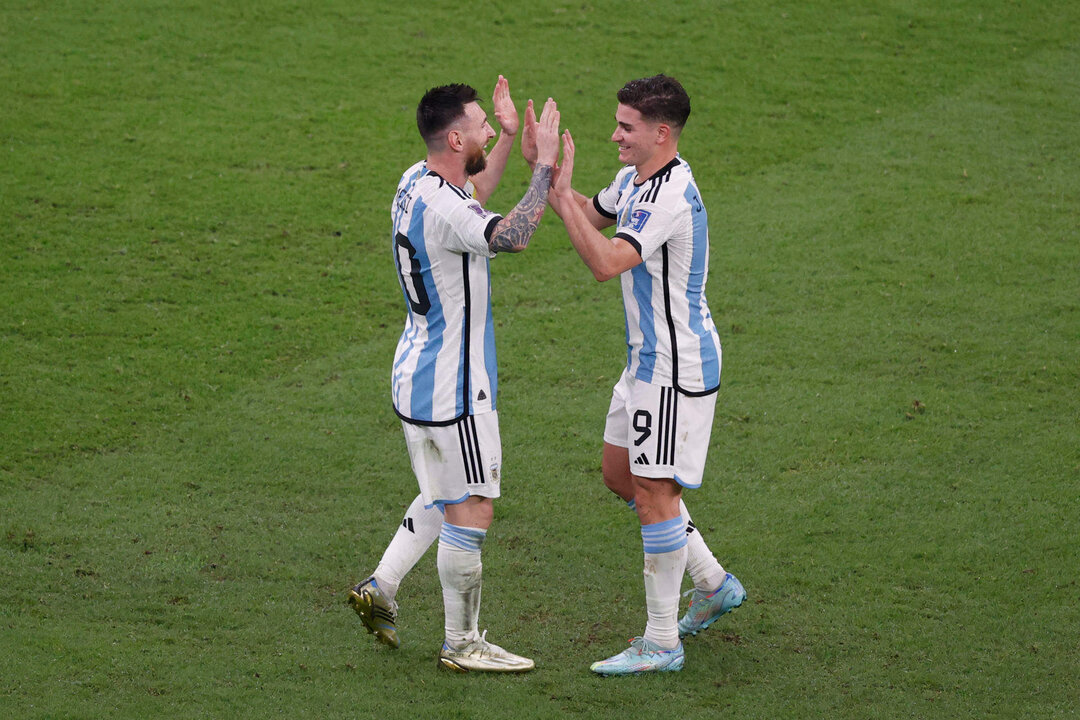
[633,155,681,186]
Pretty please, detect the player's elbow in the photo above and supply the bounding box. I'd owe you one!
[489,239,526,254]
[591,261,620,282]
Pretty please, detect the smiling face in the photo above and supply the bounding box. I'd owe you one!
[611,103,662,168]
[456,101,496,176]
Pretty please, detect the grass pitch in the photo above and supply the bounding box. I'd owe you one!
[2,1,1078,718]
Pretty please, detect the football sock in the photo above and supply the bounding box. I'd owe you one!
[679,499,727,592]
[437,522,486,649]
[625,497,726,593]
[640,516,688,650]
[372,494,443,601]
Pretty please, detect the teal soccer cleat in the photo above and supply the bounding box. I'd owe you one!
[590,637,685,676]
[678,572,746,638]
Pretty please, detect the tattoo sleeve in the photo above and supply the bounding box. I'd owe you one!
[488,164,553,254]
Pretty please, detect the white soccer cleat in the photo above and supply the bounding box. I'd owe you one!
[438,630,535,673]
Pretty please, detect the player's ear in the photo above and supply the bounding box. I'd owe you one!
[655,123,672,144]
[447,129,464,152]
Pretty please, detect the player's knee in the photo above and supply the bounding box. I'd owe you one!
[631,476,681,514]
[473,498,494,527]
[601,452,634,501]
[444,495,494,530]
[601,468,633,502]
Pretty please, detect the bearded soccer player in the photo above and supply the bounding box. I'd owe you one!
[543,75,746,675]
[348,77,562,672]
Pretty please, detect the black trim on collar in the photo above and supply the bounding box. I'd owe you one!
[633,156,681,187]
[425,169,471,199]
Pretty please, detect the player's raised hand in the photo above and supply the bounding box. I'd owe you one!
[553,130,575,197]
[534,98,560,167]
[521,99,538,167]
[547,130,575,217]
[492,75,519,137]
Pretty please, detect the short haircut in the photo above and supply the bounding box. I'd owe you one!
[416,83,479,146]
[616,75,691,129]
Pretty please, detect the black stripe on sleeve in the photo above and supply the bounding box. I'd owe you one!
[614,232,643,258]
[593,195,617,220]
[483,215,503,242]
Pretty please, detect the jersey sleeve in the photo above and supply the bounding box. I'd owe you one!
[592,170,629,220]
[439,195,503,258]
[593,183,618,220]
[612,200,678,261]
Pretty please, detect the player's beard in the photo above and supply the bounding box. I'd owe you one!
[464,146,487,176]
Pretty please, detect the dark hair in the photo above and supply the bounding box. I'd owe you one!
[616,75,691,129]
[417,83,479,146]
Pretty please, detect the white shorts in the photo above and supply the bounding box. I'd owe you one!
[402,411,502,508]
[603,369,716,489]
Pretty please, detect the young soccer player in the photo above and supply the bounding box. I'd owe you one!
[542,75,746,675]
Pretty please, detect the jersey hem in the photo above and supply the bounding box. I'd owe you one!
[627,372,721,398]
[394,405,498,427]
[394,405,469,427]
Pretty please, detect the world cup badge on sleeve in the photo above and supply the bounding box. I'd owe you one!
[629,209,652,232]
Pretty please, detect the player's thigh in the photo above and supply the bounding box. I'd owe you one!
[602,368,634,447]
[401,412,502,508]
[601,370,637,499]
[620,380,716,489]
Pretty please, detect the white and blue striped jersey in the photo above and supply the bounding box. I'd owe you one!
[390,160,503,425]
[593,156,721,395]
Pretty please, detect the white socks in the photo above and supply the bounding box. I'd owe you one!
[371,494,443,601]
[679,499,726,592]
[628,497,726,594]
[640,516,688,649]
[437,522,486,649]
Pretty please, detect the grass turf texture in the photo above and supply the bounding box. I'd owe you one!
[2,1,1078,717]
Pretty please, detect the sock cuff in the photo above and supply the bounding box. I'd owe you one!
[641,516,688,554]
[439,522,486,552]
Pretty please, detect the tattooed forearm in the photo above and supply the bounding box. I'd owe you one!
[488,164,553,253]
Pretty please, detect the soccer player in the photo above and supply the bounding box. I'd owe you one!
[542,75,746,675]
[348,78,562,673]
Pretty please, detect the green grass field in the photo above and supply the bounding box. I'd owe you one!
[2,1,1078,717]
